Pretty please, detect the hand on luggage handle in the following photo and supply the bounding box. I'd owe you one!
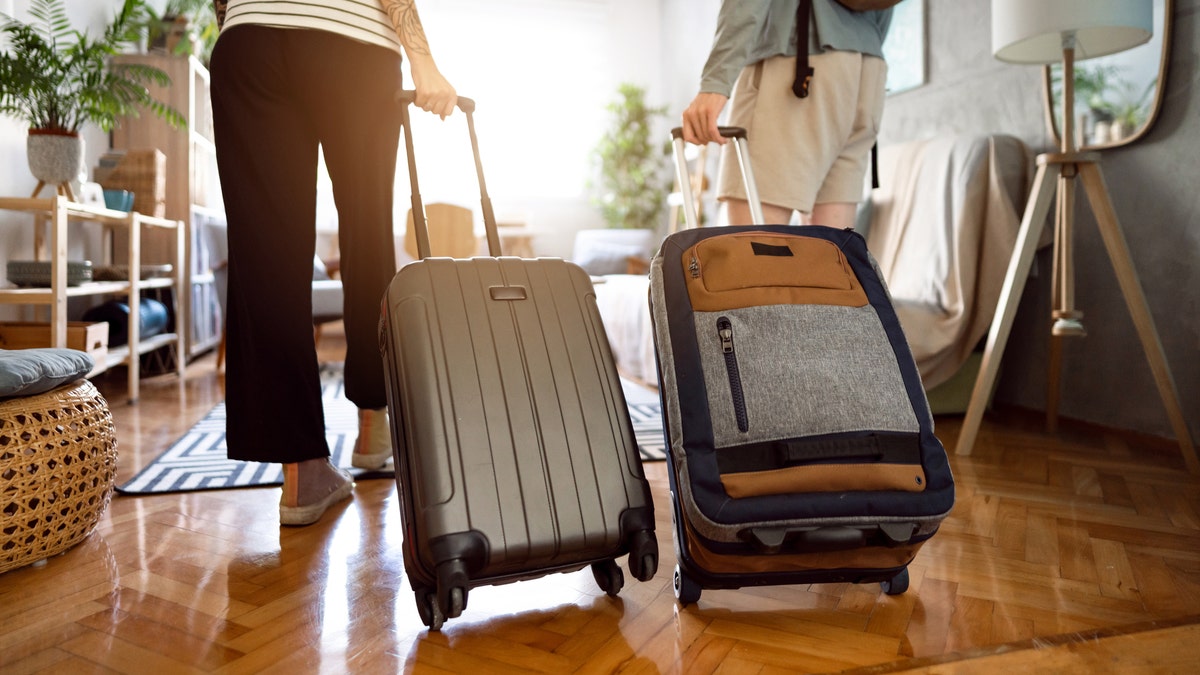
[396,89,476,115]
[396,90,501,260]
[669,126,764,228]
[669,126,747,141]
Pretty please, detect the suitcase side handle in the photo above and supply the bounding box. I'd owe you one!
[397,90,501,260]
[669,126,765,228]
[739,522,917,555]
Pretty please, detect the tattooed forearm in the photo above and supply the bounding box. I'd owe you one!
[383,0,431,55]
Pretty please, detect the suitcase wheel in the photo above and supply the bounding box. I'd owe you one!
[881,568,909,596]
[673,564,701,606]
[627,529,659,582]
[415,588,445,631]
[591,559,625,597]
[436,559,469,619]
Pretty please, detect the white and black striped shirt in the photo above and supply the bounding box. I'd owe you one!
[222,0,403,54]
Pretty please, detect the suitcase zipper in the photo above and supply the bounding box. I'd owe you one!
[717,317,749,432]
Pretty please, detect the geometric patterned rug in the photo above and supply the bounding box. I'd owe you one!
[117,364,665,495]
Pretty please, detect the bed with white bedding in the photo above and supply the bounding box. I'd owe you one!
[592,274,659,388]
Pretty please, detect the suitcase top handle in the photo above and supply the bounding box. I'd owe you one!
[669,126,747,141]
[396,89,476,115]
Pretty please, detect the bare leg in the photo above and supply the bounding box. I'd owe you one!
[726,198,794,226]
[803,202,858,230]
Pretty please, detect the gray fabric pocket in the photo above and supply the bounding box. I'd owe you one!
[694,304,919,450]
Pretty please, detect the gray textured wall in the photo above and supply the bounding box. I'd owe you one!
[663,0,1198,442]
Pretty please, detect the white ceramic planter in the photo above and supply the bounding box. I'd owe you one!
[27,131,84,186]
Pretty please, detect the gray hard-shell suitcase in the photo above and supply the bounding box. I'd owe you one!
[379,92,658,631]
[651,127,954,606]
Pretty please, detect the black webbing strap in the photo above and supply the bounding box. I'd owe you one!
[793,0,814,98]
[716,432,922,474]
[871,142,879,189]
[793,1,881,190]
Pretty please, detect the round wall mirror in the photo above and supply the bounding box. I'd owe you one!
[1041,0,1173,150]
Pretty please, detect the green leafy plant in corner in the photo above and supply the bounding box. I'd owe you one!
[0,0,184,135]
[590,83,671,230]
[1111,77,1156,130]
[1051,63,1122,122]
[133,0,219,65]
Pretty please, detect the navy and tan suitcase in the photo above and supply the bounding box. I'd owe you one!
[379,92,657,631]
[650,127,954,605]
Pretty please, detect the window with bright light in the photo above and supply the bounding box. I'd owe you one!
[400,0,614,204]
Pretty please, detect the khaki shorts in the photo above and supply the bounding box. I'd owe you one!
[717,51,887,214]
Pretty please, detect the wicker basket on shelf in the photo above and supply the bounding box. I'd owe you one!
[0,380,118,574]
[94,149,167,218]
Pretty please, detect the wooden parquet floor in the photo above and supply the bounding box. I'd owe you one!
[2,328,1198,673]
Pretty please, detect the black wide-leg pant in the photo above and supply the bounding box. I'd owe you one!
[210,26,402,463]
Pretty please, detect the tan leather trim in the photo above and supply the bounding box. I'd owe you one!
[683,519,920,574]
[720,463,927,498]
[682,233,868,311]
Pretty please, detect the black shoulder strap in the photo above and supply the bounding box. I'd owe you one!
[871,142,879,189]
[793,0,813,98]
[794,0,881,190]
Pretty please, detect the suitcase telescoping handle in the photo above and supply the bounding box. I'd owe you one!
[670,126,765,228]
[397,90,501,260]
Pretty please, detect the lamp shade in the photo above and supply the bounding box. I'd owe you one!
[992,0,1152,64]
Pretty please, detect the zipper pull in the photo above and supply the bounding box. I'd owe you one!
[716,317,748,433]
[689,256,700,279]
[718,319,734,353]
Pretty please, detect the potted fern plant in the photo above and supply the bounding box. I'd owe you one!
[0,0,184,197]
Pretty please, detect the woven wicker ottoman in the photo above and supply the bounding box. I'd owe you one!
[0,379,117,574]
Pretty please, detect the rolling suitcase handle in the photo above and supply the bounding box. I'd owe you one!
[397,90,501,260]
[670,126,765,228]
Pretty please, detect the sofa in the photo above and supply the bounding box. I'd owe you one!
[864,133,1031,408]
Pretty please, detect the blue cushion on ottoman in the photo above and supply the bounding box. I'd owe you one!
[0,348,95,399]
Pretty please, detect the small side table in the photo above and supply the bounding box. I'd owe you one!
[496,225,535,258]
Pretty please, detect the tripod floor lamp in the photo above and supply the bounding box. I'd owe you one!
[957,0,1198,473]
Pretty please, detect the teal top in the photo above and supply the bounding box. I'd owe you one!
[700,0,894,97]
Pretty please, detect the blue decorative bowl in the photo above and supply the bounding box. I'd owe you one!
[102,189,134,212]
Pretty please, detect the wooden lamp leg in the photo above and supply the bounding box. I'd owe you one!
[1046,166,1086,433]
[957,160,1059,455]
[1077,163,1198,473]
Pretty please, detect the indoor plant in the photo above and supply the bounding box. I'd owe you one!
[590,83,670,231]
[0,0,184,194]
[577,83,671,274]
[133,0,219,65]
[1109,77,1156,140]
